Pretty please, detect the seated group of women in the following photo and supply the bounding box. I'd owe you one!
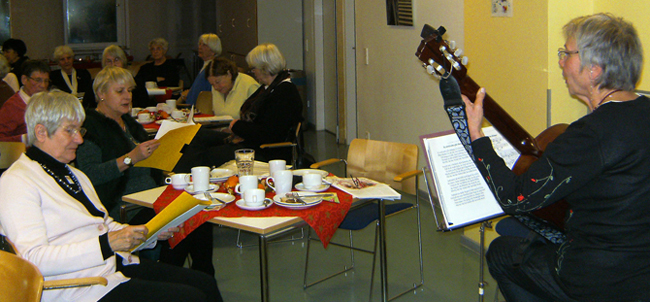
[0,37,302,301]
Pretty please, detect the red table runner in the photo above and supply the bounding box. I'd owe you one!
[153,185,353,248]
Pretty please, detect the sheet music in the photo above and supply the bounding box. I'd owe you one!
[420,126,519,230]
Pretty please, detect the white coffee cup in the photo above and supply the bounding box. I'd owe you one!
[171,110,186,120]
[131,107,143,117]
[243,188,265,206]
[165,173,189,190]
[268,159,286,177]
[267,170,293,197]
[235,175,258,194]
[166,99,177,110]
[189,166,210,192]
[137,113,152,123]
[145,81,157,89]
[146,106,158,113]
[303,173,323,189]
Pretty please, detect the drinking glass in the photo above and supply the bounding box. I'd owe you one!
[235,149,255,175]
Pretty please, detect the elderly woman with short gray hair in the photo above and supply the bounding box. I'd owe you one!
[0,90,223,302]
[50,45,96,108]
[134,37,179,88]
[180,33,222,105]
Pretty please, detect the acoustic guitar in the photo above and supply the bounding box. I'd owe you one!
[415,24,569,231]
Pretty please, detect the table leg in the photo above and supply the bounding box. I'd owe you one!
[259,235,269,302]
[378,199,388,302]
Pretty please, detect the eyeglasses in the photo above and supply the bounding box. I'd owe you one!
[28,76,50,85]
[558,48,579,60]
[63,127,87,138]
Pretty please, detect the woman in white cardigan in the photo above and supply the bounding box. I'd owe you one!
[0,91,223,302]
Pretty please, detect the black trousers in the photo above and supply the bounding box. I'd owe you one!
[173,129,241,173]
[99,258,223,302]
[159,223,215,276]
[486,236,578,302]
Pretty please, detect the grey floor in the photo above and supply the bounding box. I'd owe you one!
[207,130,500,302]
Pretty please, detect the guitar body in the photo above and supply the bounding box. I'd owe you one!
[416,24,570,231]
[513,124,570,230]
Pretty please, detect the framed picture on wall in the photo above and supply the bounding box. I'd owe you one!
[63,0,128,51]
[386,0,413,26]
[0,0,10,43]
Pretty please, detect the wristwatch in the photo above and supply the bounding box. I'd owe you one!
[123,156,134,167]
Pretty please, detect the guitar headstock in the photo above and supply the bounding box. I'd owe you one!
[415,24,469,80]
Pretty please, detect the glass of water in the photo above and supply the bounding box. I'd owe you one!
[234,149,255,176]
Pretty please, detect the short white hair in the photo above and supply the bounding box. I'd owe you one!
[25,90,85,147]
[53,45,74,61]
[198,33,222,56]
[246,43,286,76]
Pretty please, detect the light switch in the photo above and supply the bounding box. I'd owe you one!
[492,0,513,17]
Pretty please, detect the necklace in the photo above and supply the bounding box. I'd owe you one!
[597,89,621,107]
[39,163,82,194]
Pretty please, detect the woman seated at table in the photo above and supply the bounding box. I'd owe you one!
[102,45,153,108]
[76,66,216,276]
[174,43,303,172]
[0,90,223,302]
[135,38,180,88]
[207,57,260,119]
[179,33,222,105]
[0,54,15,107]
[50,45,96,108]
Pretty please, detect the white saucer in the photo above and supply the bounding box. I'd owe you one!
[184,184,219,194]
[210,168,236,182]
[295,182,330,192]
[292,169,329,177]
[273,194,323,210]
[194,192,235,210]
[137,119,154,125]
[236,199,273,211]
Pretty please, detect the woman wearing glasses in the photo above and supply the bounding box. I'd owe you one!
[0,91,222,302]
[463,13,650,301]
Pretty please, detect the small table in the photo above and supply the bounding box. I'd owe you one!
[123,186,336,302]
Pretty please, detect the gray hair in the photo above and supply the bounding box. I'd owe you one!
[563,13,643,91]
[246,43,286,76]
[0,54,9,78]
[53,45,74,61]
[93,66,136,100]
[25,90,85,147]
[102,45,128,68]
[148,38,169,53]
[198,33,222,56]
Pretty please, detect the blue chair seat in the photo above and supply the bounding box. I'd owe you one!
[339,202,414,230]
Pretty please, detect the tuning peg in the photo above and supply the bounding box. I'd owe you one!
[461,56,469,66]
[454,48,463,57]
[448,40,456,49]
[426,65,436,75]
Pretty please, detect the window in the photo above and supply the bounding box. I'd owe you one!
[64,0,128,51]
[0,0,10,43]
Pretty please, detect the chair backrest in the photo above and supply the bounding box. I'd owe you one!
[0,142,26,170]
[0,250,44,302]
[196,91,213,115]
[346,139,419,195]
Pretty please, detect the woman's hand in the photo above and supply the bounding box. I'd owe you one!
[156,225,181,241]
[130,139,161,163]
[461,88,487,141]
[108,225,148,252]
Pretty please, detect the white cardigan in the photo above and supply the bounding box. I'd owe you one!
[0,154,141,302]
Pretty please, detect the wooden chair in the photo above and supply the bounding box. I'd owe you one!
[195,91,213,115]
[303,139,424,301]
[0,239,108,302]
[0,142,26,175]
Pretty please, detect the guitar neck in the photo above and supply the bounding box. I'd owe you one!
[459,76,542,157]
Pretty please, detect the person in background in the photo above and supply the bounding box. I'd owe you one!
[0,60,50,142]
[462,13,650,301]
[0,90,223,302]
[50,45,96,108]
[2,38,29,83]
[101,44,152,108]
[0,54,15,107]
[174,43,303,172]
[207,57,259,119]
[135,38,180,88]
[1,54,19,93]
[179,33,221,105]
